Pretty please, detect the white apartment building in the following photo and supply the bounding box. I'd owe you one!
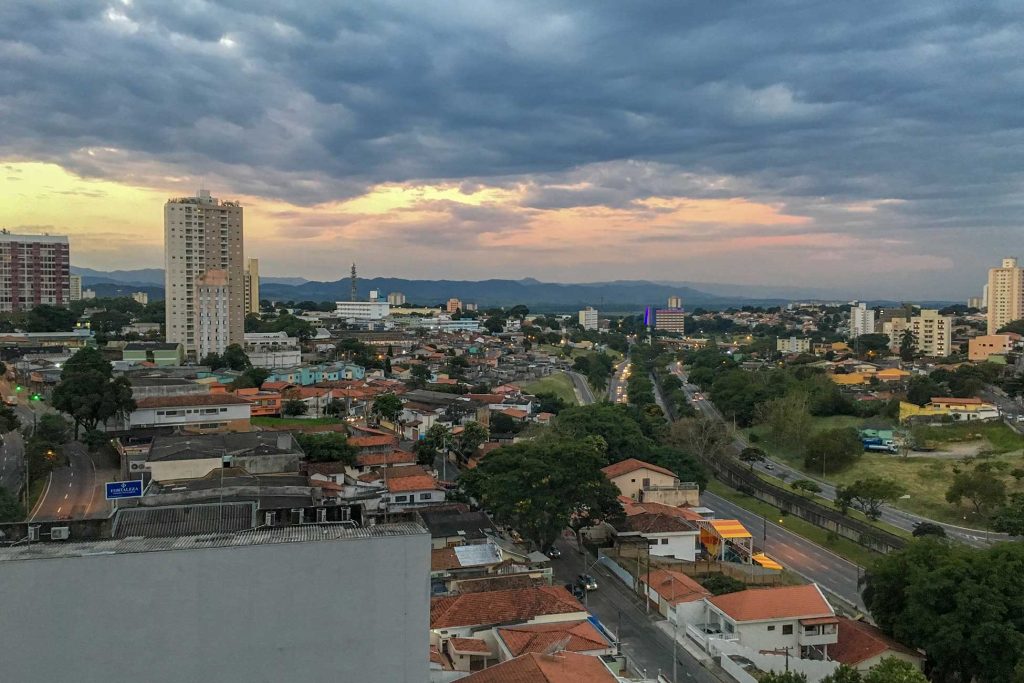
[911,309,953,357]
[69,274,82,301]
[244,257,260,314]
[987,257,1024,334]
[334,300,391,320]
[244,331,302,368]
[579,307,598,330]
[668,295,683,309]
[387,292,406,305]
[195,269,230,361]
[132,291,148,305]
[164,190,245,357]
[849,302,875,337]
[777,337,811,354]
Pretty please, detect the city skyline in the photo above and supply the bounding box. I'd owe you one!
[3,4,1023,299]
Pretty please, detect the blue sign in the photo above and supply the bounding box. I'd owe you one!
[105,480,144,500]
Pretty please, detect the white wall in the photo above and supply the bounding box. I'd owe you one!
[647,532,698,561]
[129,403,251,429]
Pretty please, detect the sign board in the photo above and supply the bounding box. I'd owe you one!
[105,480,144,500]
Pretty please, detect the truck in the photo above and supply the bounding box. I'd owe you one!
[862,437,899,454]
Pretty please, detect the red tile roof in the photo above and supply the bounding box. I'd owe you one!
[458,651,618,683]
[496,620,610,657]
[830,617,923,667]
[448,637,492,655]
[643,569,711,605]
[708,584,833,622]
[430,586,585,629]
[387,474,439,493]
[431,547,461,571]
[135,393,252,409]
[349,435,398,448]
[616,511,696,534]
[601,458,677,481]
[357,449,416,467]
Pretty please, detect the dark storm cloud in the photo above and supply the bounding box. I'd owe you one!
[2,2,1023,251]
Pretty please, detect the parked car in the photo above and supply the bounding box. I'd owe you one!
[577,574,598,591]
[545,546,561,558]
[564,583,586,601]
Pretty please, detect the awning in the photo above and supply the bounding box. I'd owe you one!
[708,519,752,539]
[751,553,783,571]
[800,616,839,626]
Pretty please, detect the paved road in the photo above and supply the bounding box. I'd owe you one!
[608,360,630,403]
[0,430,23,494]
[552,536,725,683]
[566,370,596,405]
[701,491,866,612]
[30,441,110,521]
[669,363,1002,548]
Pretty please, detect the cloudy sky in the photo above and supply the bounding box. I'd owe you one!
[1,1,1020,298]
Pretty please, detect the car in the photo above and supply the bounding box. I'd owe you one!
[564,583,586,601]
[545,546,561,558]
[577,574,598,591]
[764,463,774,470]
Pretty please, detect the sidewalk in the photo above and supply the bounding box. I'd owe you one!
[653,620,715,667]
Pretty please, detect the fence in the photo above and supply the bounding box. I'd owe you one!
[603,546,783,587]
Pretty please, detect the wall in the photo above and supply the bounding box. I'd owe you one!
[129,403,251,432]
[0,527,430,683]
[148,457,222,481]
[640,485,700,507]
[610,468,676,500]
[711,638,839,682]
[647,532,698,561]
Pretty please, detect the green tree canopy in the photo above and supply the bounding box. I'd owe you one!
[453,421,488,459]
[738,446,766,469]
[836,477,905,519]
[281,399,307,417]
[759,672,808,683]
[24,304,77,332]
[554,403,653,462]
[460,435,623,550]
[804,427,862,474]
[51,347,135,436]
[221,344,251,371]
[0,486,24,523]
[945,468,1007,517]
[295,432,357,464]
[373,393,403,423]
[906,375,944,407]
[991,492,1024,535]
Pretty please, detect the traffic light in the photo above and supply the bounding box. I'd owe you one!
[14,385,21,392]
[30,394,40,401]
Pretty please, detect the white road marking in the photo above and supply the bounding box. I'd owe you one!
[64,493,68,499]
[56,506,62,513]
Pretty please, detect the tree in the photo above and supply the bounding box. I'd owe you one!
[453,421,488,460]
[460,436,623,551]
[424,423,451,451]
[756,392,813,451]
[24,304,77,332]
[992,492,1024,535]
[911,521,947,538]
[822,666,864,683]
[373,393,403,423]
[863,658,928,683]
[35,414,70,445]
[410,364,432,388]
[413,441,438,467]
[90,310,132,336]
[490,411,520,435]
[295,432,357,464]
[906,375,943,407]
[0,486,24,523]
[946,469,1007,516]
[323,398,346,417]
[282,399,307,417]
[898,329,917,362]
[554,403,654,462]
[803,427,862,474]
[533,391,568,415]
[509,304,529,320]
[997,318,1024,336]
[50,347,136,436]
[200,352,223,369]
[759,672,808,683]
[791,478,822,496]
[483,317,505,334]
[835,477,905,519]
[0,404,20,433]
[221,344,251,371]
[738,446,766,470]
[668,416,730,463]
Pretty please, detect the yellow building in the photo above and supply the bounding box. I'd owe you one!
[875,368,911,383]
[899,398,1000,423]
[831,373,870,386]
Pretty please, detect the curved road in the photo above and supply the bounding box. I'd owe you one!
[29,441,108,522]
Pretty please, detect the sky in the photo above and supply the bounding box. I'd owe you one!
[1,2,1021,299]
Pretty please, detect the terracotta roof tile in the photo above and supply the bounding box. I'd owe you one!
[601,458,677,481]
[431,547,461,571]
[830,617,923,667]
[349,435,399,448]
[387,474,439,493]
[496,620,610,657]
[458,651,618,683]
[448,637,492,655]
[642,569,711,605]
[708,584,833,622]
[430,586,585,629]
[357,449,416,467]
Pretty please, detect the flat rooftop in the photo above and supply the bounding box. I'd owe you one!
[0,522,426,563]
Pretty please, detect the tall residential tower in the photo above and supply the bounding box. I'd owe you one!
[0,231,71,312]
[164,190,244,357]
[244,257,260,314]
[986,257,1024,334]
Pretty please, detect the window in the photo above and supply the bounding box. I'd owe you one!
[419,493,432,500]
[660,538,669,545]
[782,625,793,635]
[394,495,408,503]
[767,625,775,631]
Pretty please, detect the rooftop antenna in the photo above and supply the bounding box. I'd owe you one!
[540,635,570,660]
[350,263,358,302]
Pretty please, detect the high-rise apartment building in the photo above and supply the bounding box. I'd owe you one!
[986,257,1024,334]
[653,307,686,334]
[668,295,683,309]
[579,307,598,330]
[0,231,71,313]
[387,292,406,306]
[911,309,953,357]
[164,190,244,357]
[446,298,462,314]
[195,269,230,360]
[69,274,82,301]
[244,257,260,315]
[849,302,875,337]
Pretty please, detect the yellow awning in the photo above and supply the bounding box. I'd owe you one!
[709,519,752,539]
[752,553,783,570]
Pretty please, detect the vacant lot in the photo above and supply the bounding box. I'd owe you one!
[518,372,578,405]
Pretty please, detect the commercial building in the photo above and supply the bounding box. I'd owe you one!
[69,274,82,301]
[909,309,953,357]
[579,307,598,331]
[968,333,1021,362]
[446,298,462,314]
[334,299,391,320]
[777,337,811,354]
[388,291,406,305]
[0,523,430,683]
[243,331,301,368]
[0,231,71,313]
[122,342,186,367]
[164,190,245,357]
[849,302,875,337]
[195,269,230,361]
[986,257,1024,334]
[653,308,686,334]
[244,257,260,314]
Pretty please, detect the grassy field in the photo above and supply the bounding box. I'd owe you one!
[747,415,1024,526]
[518,372,578,405]
[744,415,865,463]
[251,417,344,428]
[706,480,883,568]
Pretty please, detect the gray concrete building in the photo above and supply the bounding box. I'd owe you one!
[0,523,430,683]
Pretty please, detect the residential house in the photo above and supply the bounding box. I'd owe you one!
[691,584,838,660]
[122,342,185,367]
[264,361,366,386]
[830,617,925,673]
[360,465,445,510]
[430,586,587,642]
[116,392,252,433]
[899,397,1000,423]
[611,511,699,561]
[457,651,619,683]
[601,458,699,507]
[493,620,615,661]
[234,387,283,417]
[420,507,496,549]
[639,568,712,625]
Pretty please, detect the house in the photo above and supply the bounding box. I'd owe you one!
[830,617,925,673]
[899,397,1000,423]
[968,333,1021,362]
[122,342,185,367]
[430,586,587,638]
[120,431,303,482]
[691,584,838,660]
[372,465,445,510]
[353,449,416,473]
[117,392,252,433]
[494,620,615,661]
[234,387,283,417]
[444,637,496,672]
[420,507,496,549]
[639,568,711,624]
[611,511,699,561]
[601,458,698,506]
[457,651,619,683]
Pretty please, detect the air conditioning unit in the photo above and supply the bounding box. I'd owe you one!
[27,524,40,542]
[50,527,70,541]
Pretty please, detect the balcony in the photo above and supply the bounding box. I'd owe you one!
[797,619,838,647]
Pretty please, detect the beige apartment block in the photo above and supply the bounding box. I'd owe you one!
[987,257,1024,334]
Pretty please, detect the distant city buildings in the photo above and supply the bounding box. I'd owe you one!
[131,291,148,305]
[388,291,406,305]
[334,299,391,320]
[244,257,260,314]
[651,296,686,334]
[579,306,598,330]
[849,302,875,337]
[81,288,96,300]
[967,296,984,309]
[0,231,71,313]
[910,309,952,357]
[986,257,1024,334]
[777,336,811,354]
[667,295,683,309]
[69,274,82,301]
[164,190,245,358]
[446,298,462,314]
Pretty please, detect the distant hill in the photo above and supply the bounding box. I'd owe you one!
[71,266,164,287]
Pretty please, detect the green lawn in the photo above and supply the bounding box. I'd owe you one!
[251,416,344,428]
[744,415,866,464]
[912,421,1024,453]
[518,373,578,405]
[706,480,883,568]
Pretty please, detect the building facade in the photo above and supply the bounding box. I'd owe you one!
[910,309,952,357]
[987,257,1024,334]
[579,307,598,330]
[388,291,406,305]
[164,190,245,357]
[968,333,1020,362]
[0,232,71,313]
[654,308,686,334]
[195,269,230,361]
[244,257,260,315]
[334,300,391,320]
[668,295,683,309]
[849,302,875,337]
[69,274,82,301]
[777,337,811,354]
[446,298,462,314]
